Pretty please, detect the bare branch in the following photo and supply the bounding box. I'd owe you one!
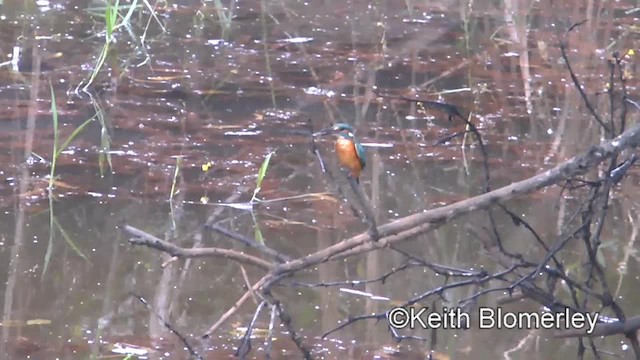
[124,225,275,271]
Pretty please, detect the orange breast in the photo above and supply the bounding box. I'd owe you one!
[335,137,362,177]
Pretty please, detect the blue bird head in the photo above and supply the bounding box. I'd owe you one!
[313,123,355,137]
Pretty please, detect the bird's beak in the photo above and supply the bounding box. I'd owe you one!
[312,127,335,137]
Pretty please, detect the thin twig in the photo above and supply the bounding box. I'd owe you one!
[131,292,202,360]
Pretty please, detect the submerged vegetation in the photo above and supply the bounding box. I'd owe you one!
[44,81,92,278]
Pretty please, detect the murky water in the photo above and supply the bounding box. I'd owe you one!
[1,0,640,358]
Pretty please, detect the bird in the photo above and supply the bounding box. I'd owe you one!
[314,123,366,183]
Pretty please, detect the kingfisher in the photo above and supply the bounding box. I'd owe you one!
[314,123,366,183]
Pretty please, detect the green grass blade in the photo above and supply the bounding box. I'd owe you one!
[55,115,96,159]
[256,151,273,189]
[84,0,119,90]
[53,216,91,263]
[105,3,113,40]
[105,0,119,41]
[87,93,113,176]
[252,212,264,245]
[170,157,181,201]
[83,44,109,91]
[169,157,182,230]
[251,151,274,202]
[100,125,113,175]
[44,81,59,279]
[43,196,54,279]
[48,82,59,189]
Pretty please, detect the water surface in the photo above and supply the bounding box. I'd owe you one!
[1,0,640,358]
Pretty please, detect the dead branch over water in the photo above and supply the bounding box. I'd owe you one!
[123,39,640,359]
[124,121,640,357]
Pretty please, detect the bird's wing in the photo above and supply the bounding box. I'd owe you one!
[355,142,366,169]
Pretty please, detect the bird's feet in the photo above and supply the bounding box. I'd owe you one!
[368,226,380,242]
[345,172,359,184]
